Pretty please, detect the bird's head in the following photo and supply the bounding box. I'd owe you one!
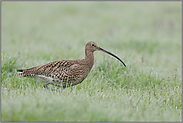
[85,41,126,67]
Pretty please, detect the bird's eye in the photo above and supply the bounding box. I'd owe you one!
[91,44,95,46]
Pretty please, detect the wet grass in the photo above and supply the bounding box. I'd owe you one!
[1,1,182,122]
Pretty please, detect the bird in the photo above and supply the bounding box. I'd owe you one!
[17,41,126,91]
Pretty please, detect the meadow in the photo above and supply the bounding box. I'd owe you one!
[1,2,182,122]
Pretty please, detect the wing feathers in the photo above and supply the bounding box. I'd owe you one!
[16,60,81,78]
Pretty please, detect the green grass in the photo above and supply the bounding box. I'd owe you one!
[1,1,182,122]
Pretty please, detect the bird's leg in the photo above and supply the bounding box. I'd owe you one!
[43,82,63,92]
[43,82,56,91]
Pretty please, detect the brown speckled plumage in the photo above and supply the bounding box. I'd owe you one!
[17,41,126,91]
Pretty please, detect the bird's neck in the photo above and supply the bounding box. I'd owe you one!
[85,50,94,68]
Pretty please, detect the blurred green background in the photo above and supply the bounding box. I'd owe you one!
[1,1,182,122]
[2,1,181,69]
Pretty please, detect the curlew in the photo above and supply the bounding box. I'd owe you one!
[17,41,126,91]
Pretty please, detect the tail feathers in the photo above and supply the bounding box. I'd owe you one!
[17,69,24,72]
[17,73,24,76]
[17,69,24,76]
[17,69,35,77]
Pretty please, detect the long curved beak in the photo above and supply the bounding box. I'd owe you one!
[97,47,126,67]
